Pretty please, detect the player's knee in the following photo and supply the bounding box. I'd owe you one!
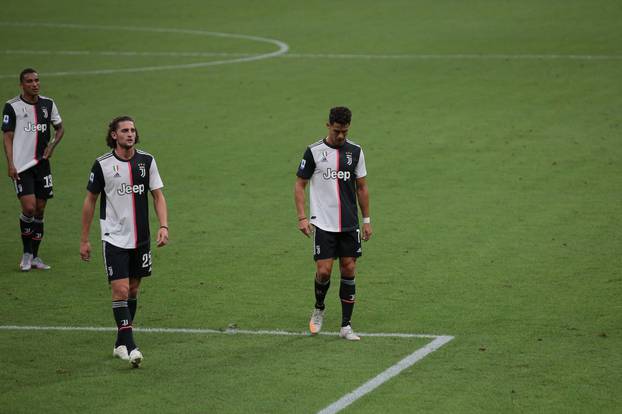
[340,262,356,278]
[22,205,36,217]
[316,267,332,281]
[111,284,129,300]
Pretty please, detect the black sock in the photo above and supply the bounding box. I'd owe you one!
[32,217,44,258]
[128,297,138,322]
[339,276,356,327]
[112,300,137,351]
[19,214,34,254]
[314,276,330,310]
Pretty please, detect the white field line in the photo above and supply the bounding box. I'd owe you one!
[2,49,622,61]
[0,324,442,338]
[0,324,454,414]
[318,335,454,414]
[0,22,289,78]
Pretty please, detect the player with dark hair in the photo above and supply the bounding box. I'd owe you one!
[2,68,65,271]
[80,116,168,367]
[294,106,372,340]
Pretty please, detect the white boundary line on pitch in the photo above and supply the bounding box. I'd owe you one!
[2,48,622,61]
[0,324,454,414]
[0,22,289,78]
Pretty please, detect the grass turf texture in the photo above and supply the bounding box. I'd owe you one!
[0,0,621,412]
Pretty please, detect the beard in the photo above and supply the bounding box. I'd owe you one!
[117,141,134,150]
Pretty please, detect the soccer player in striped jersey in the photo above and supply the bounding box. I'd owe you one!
[2,68,65,271]
[294,107,373,340]
[80,116,169,367]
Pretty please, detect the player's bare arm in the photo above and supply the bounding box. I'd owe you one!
[43,123,65,160]
[80,191,99,261]
[2,130,18,180]
[356,177,372,241]
[151,188,169,247]
[294,177,312,237]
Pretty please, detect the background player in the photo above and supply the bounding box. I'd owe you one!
[2,68,65,271]
[80,116,168,367]
[294,106,372,341]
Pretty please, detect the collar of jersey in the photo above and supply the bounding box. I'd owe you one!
[111,149,135,162]
[322,138,346,149]
[19,95,39,105]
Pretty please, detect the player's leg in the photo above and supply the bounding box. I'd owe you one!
[17,190,36,271]
[338,257,357,326]
[128,277,141,323]
[309,227,336,334]
[31,162,53,269]
[337,230,362,340]
[128,245,152,323]
[30,198,49,269]
[104,242,137,363]
[126,277,143,367]
[124,246,151,367]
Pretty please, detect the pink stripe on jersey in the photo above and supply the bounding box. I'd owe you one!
[128,162,138,248]
[336,148,341,231]
[33,106,38,161]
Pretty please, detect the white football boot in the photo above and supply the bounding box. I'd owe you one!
[309,308,325,335]
[31,257,51,270]
[129,348,143,368]
[339,325,361,341]
[113,345,130,361]
[19,253,33,272]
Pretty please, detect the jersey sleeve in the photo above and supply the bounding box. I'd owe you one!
[296,147,316,179]
[87,161,105,194]
[51,101,62,126]
[355,148,367,178]
[2,103,16,132]
[149,157,164,190]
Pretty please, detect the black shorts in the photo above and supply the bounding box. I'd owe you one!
[313,226,362,261]
[102,241,152,282]
[14,160,54,199]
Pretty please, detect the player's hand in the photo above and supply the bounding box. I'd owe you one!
[80,241,91,261]
[8,165,18,181]
[42,144,54,160]
[298,218,312,238]
[156,227,169,247]
[362,223,372,241]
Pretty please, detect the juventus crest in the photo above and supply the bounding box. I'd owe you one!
[345,152,353,166]
[138,163,146,178]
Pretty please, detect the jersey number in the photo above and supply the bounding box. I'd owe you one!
[142,252,152,268]
[43,175,53,188]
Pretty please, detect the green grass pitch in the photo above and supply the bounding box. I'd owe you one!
[0,1,621,412]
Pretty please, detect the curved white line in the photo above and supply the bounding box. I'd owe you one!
[0,22,289,78]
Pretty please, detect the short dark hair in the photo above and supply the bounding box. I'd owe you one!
[20,68,38,83]
[106,116,139,149]
[329,106,352,125]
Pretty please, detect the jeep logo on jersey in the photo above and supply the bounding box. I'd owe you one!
[117,183,145,196]
[138,163,146,178]
[323,168,351,181]
[24,122,47,133]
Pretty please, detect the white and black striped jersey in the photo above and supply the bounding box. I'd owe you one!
[87,150,164,249]
[2,95,62,173]
[297,138,367,232]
